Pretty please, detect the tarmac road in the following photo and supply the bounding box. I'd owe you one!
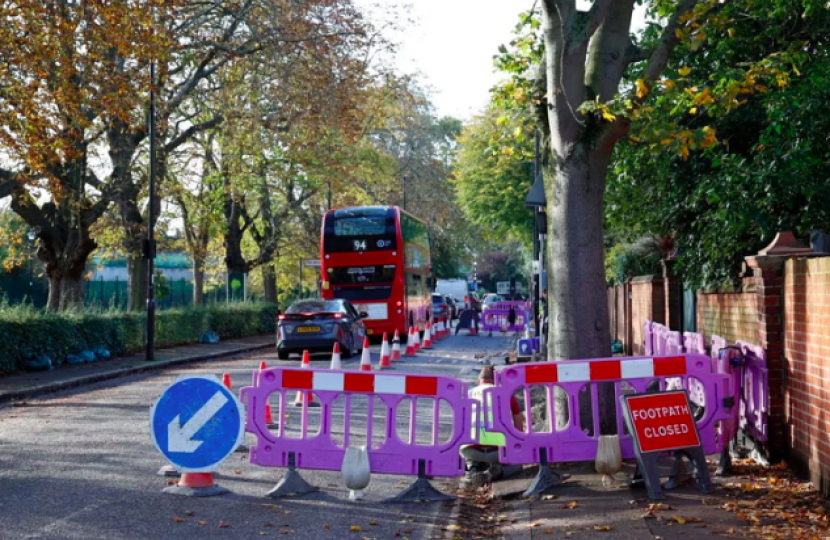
[0,330,516,540]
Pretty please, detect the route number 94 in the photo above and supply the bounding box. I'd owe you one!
[353,240,367,251]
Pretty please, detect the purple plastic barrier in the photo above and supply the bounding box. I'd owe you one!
[483,354,732,465]
[481,308,528,333]
[652,323,669,355]
[493,301,530,312]
[665,330,684,354]
[241,368,477,477]
[735,341,769,442]
[683,332,706,355]
[643,320,654,356]
[712,335,741,444]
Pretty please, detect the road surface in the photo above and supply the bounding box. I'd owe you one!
[0,330,516,540]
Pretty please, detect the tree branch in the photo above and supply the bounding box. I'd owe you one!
[164,114,224,153]
[644,0,702,84]
[585,0,615,41]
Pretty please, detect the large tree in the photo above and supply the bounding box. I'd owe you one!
[493,0,816,359]
[0,0,178,310]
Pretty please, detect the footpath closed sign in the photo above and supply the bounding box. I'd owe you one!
[625,391,700,453]
[621,389,712,500]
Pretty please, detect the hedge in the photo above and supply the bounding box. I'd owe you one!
[0,302,278,374]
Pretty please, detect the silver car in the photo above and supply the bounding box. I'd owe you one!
[277,299,368,360]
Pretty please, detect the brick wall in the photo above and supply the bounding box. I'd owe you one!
[696,292,757,345]
[784,257,830,494]
[630,275,664,355]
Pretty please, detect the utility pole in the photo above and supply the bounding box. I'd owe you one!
[145,56,157,361]
[532,129,541,334]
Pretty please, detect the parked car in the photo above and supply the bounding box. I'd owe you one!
[482,294,505,311]
[277,298,367,360]
[431,293,449,320]
[445,296,459,320]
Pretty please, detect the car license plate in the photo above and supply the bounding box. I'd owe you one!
[297,326,321,333]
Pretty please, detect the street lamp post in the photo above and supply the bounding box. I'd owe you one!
[145,58,157,361]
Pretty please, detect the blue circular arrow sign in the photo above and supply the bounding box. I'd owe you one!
[150,375,245,472]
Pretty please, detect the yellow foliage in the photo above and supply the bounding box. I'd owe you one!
[678,66,692,76]
[635,79,649,99]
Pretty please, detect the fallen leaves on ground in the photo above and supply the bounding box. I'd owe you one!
[560,501,578,509]
[324,525,330,530]
[350,525,361,532]
[370,520,378,526]
[197,521,206,526]
[720,459,829,540]
[594,525,614,531]
[171,516,186,523]
[671,515,701,524]
[185,510,195,516]
[218,521,230,528]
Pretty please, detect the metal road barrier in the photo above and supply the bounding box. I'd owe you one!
[481,355,732,477]
[241,367,478,500]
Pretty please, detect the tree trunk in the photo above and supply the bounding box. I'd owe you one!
[545,147,611,359]
[193,262,205,307]
[127,254,147,312]
[262,265,277,304]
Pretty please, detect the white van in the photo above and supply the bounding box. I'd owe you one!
[436,279,471,309]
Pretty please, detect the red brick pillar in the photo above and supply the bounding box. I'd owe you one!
[662,259,683,331]
[744,255,786,459]
[745,232,816,460]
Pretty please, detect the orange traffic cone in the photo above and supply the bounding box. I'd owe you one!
[359,338,372,371]
[163,471,228,497]
[422,322,432,349]
[435,319,445,340]
[405,327,416,356]
[222,373,232,390]
[391,330,402,361]
[412,325,421,351]
[293,351,317,407]
[259,361,275,426]
[378,332,392,369]
[330,342,342,370]
[444,315,451,338]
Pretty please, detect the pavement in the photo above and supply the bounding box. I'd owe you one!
[0,325,515,540]
[494,461,753,540]
[0,335,275,404]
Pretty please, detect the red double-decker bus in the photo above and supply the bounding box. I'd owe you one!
[320,206,431,338]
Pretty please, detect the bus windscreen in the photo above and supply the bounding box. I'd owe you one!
[323,207,397,252]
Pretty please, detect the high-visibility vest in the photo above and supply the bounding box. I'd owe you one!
[465,383,507,447]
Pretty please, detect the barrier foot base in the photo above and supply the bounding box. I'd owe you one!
[158,464,179,477]
[384,460,456,503]
[384,478,455,503]
[522,466,566,498]
[266,453,317,498]
[234,443,249,454]
[715,446,732,477]
[522,449,567,499]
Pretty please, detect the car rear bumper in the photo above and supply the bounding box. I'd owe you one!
[278,336,340,353]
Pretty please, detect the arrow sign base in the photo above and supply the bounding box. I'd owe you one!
[164,473,229,498]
